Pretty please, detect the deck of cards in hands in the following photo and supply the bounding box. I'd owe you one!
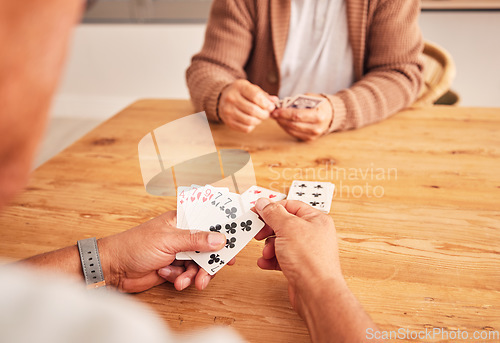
[176,185,286,275]
[273,94,325,110]
[175,182,333,275]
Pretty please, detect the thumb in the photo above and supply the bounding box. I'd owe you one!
[254,198,295,235]
[169,230,226,254]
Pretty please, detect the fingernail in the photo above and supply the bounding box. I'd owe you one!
[255,198,271,211]
[181,278,190,290]
[201,275,210,290]
[208,232,225,247]
[158,266,172,278]
[260,96,275,110]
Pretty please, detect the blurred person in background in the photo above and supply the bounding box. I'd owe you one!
[187,0,423,141]
[0,0,381,342]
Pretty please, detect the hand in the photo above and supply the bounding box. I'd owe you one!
[98,211,229,293]
[218,79,276,133]
[254,199,381,343]
[253,198,344,314]
[272,94,333,141]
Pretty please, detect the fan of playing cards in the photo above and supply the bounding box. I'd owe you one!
[176,181,334,275]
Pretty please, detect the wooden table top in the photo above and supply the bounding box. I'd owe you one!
[1,100,499,342]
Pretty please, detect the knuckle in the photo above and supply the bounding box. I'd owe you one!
[234,79,247,88]
[312,127,323,136]
[239,114,253,126]
[263,202,281,215]
[320,214,335,228]
[243,103,257,116]
[243,125,254,133]
[188,232,202,247]
[225,93,237,104]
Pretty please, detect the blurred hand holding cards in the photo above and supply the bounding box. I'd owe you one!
[273,94,325,110]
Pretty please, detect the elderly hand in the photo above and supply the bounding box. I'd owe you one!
[218,79,277,133]
[272,94,333,141]
[253,199,381,343]
[253,199,343,312]
[99,211,229,293]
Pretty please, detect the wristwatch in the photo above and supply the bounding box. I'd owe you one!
[77,237,106,290]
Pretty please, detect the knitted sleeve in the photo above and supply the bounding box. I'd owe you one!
[186,0,256,122]
[326,0,424,132]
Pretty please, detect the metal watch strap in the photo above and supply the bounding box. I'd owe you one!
[77,237,106,289]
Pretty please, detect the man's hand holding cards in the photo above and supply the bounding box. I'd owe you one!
[174,182,334,276]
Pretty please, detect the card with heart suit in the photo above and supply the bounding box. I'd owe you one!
[184,185,228,229]
[176,185,245,261]
[176,186,193,229]
[186,210,264,275]
[240,185,287,212]
[176,185,229,260]
[286,180,335,213]
[177,185,201,229]
[176,185,205,259]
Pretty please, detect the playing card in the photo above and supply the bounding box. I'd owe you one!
[241,185,286,212]
[286,95,324,109]
[177,185,230,260]
[187,210,264,275]
[185,185,229,230]
[176,186,192,229]
[177,184,218,260]
[203,190,244,222]
[176,185,197,260]
[178,184,202,229]
[287,180,335,213]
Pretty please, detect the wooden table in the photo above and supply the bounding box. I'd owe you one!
[1,100,499,342]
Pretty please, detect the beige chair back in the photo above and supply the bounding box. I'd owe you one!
[413,40,457,107]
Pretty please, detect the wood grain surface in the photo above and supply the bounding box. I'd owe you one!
[0,100,499,342]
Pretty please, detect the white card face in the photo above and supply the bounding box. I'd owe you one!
[187,210,264,275]
[176,186,196,260]
[185,185,229,230]
[241,185,287,212]
[286,95,324,109]
[176,185,230,260]
[201,191,244,222]
[176,186,192,228]
[287,181,335,213]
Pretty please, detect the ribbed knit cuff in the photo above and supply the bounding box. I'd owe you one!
[205,80,233,123]
[322,94,347,133]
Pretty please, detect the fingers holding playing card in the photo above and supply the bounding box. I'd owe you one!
[271,94,333,141]
[218,80,276,133]
[187,210,264,275]
[241,185,286,212]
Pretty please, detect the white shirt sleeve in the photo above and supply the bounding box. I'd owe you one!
[0,264,245,343]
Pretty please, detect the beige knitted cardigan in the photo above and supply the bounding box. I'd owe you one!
[186,0,424,132]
